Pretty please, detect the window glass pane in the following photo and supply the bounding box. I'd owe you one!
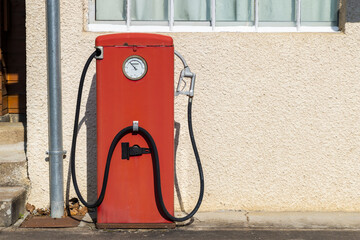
[259,0,295,23]
[131,0,168,21]
[301,0,338,26]
[174,0,210,21]
[216,0,254,22]
[96,0,126,21]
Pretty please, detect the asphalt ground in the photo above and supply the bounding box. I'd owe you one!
[3,212,360,239]
[2,228,360,240]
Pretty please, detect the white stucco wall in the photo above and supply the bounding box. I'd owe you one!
[26,0,360,212]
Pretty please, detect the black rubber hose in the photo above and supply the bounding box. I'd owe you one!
[70,50,114,208]
[107,111,204,222]
[139,98,204,222]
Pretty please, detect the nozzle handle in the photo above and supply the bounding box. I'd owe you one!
[175,66,195,98]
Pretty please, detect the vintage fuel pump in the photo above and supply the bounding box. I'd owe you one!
[70,33,204,228]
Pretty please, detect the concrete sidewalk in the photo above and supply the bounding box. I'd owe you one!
[2,211,360,239]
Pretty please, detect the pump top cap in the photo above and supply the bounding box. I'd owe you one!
[96,33,173,47]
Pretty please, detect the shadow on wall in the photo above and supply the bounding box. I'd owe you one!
[174,121,187,213]
[346,0,360,22]
[85,75,98,205]
[65,74,97,218]
[66,74,186,219]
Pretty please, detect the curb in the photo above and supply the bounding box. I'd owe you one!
[186,211,360,230]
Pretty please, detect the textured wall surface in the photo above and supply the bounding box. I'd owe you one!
[26,0,360,212]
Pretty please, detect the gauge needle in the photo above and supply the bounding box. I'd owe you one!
[130,62,137,70]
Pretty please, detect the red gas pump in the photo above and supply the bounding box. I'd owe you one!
[70,33,203,229]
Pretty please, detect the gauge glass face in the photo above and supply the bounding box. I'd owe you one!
[123,56,147,80]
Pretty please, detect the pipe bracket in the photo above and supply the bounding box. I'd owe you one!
[45,150,67,161]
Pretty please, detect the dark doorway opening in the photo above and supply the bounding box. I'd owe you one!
[0,0,26,122]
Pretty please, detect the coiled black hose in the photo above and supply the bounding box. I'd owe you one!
[70,50,104,208]
[70,50,204,221]
[142,99,204,222]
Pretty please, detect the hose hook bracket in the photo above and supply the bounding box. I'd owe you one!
[95,46,103,60]
[133,121,139,132]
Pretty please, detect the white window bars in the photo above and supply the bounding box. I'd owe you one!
[89,0,340,33]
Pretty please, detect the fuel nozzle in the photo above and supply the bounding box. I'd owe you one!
[175,51,196,98]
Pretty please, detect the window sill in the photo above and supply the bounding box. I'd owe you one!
[87,24,339,33]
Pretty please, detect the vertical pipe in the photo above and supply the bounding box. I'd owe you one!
[46,0,64,218]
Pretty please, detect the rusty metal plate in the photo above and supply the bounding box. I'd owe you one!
[20,215,83,228]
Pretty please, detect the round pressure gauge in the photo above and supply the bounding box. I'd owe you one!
[122,55,148,80]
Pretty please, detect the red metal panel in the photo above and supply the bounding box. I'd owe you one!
[96,33,174,224]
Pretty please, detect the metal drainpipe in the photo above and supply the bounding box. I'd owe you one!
[46,0,64,218]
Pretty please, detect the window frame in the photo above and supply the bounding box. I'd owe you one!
[88,0,340,33]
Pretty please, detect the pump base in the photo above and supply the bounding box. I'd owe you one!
[96,222,176,229]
